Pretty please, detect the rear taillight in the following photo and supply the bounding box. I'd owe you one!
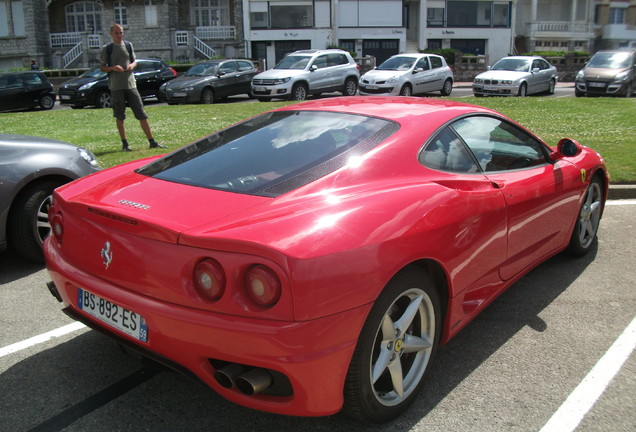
[193,259,226,301]
[170,67,177,77]
[245,265,281,308]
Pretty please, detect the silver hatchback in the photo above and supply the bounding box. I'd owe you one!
[251,49,360,101]
[359,53,454,96]
[0,134,100,261]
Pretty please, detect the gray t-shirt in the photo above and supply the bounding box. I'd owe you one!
[99,41,137,91]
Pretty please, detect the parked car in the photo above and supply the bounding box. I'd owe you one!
[44,96,608,423]
[359,53,454,96]
[158,59,258,104]
[251,49,360,101]
[58,59,177,108]
[0,134,100,261]
[472,56,558,97]
[0,71,56,112]
[575,49,636,97]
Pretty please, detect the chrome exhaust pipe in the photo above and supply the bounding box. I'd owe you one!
[214,363,247,389]
[236,368,274,395]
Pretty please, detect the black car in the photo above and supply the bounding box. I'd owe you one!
[0,71,56,112]
[158,59,258,104]
[58,59,177,108]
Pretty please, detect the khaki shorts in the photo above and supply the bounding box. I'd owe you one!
[111,88,148,121]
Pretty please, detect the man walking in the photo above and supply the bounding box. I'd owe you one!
[100,23,165,151]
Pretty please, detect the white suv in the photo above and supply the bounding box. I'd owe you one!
[251,49,360,101]
[358,53,454,96]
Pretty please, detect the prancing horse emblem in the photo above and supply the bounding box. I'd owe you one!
[101,241,113,269]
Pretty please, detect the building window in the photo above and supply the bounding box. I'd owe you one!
[250,2,268,29]
[427,8,445,26]
[0,0,25,36]
[271,4,313,29]
[114,1,127,27]
[192,0,230,27]
[609,7,625,25]
[493,3,509,27]
[65,1,102,33]
[427,39,443,50]
[145,0,158,27]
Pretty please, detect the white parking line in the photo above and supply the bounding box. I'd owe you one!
[539,316,636,432]
[0,321,86,358]
[606,199,636,206]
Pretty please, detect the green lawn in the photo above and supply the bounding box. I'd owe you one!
[1,96,635,182]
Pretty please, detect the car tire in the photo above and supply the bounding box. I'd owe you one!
[575,90,584,97]
[517,82,527,97]
[39,95,55,110]
[567,176,603,257]
[440,79,453,96]
[548,79,556,95]
[343,267,441,423]
[342,77,358,96]
[8,180,65,262]
[399,84,412,96]
[201,88,216,104]
[290,83,308,101]
[96,91,112,108]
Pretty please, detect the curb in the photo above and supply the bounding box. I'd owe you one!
[608,185,636,200]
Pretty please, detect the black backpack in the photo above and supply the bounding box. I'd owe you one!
[106,41,134,66]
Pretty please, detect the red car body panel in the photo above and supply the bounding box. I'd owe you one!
[44,96,608,417]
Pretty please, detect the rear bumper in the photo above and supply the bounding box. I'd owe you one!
[44,238,370,417]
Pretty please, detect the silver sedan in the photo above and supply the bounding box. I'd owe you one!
[472,56,558,97]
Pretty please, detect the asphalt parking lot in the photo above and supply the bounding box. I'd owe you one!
[1,199,634,432]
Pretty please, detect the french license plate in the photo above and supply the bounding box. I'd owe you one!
[365,85,378,90]
[484,85,499,91]
[255,87,267,92]
[61,95,70,100]
[589,82,605,88]
[173,92,187,97]
[78,288,148,342]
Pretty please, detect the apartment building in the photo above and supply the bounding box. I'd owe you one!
[1,0,635,71]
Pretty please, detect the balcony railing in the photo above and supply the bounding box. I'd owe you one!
[50,32,102,48]
[195,26,236,40]
[527,21,592,35]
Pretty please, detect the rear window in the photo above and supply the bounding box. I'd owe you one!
[137,111,398,197]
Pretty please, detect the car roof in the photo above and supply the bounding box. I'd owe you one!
[292,49,349,55]
[272,96,497,124]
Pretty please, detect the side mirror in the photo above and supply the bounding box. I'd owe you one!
[551,138,582,161]
[413,68,423,74]
[217,71,226,77]
[532,67,540,73]
[309,65,318,72]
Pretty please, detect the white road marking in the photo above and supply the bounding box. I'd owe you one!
[606,199,636,206]
[539,316,636,432]
[0,321,86,358]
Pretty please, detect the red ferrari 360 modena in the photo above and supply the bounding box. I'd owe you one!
[44,97,608,423]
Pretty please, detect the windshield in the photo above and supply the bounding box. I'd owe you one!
[80,69,107,79]
[588,52,632,69]
[491,58,531,72]
[274,55,311,70]
[137,111,398,197]
[377,57,416,71]
[186,63,219,76]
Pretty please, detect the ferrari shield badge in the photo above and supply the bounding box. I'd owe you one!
[580,169,587,184]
